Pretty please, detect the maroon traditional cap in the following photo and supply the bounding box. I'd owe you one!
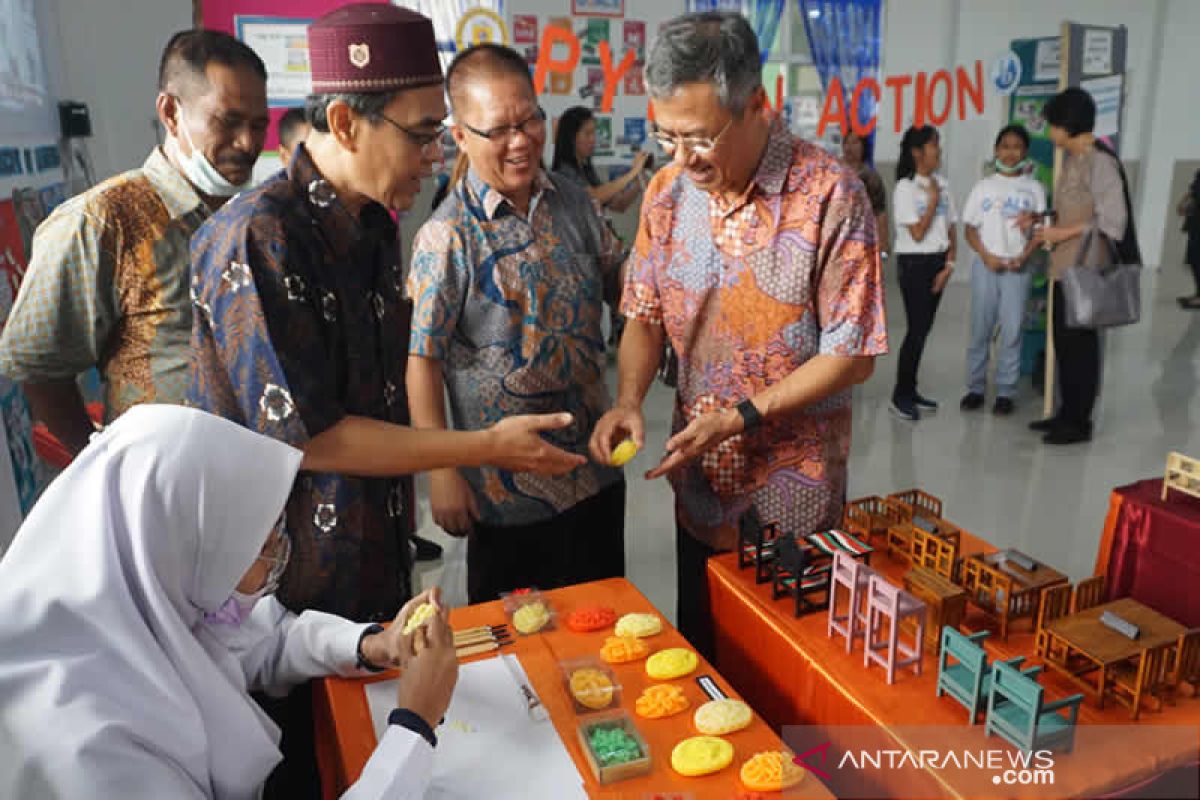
[308,3,442,93]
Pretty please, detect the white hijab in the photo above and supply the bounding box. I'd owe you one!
[0,405,303,799]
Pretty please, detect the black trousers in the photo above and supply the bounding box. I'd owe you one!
[1189,260,1200,295]
[467,481,626,604]
[675,523,720,665]
[260,683,320,800]
[1052,282,1100,428]
[893,252,947,401]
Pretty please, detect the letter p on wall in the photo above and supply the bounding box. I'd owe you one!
[533,22,580,94]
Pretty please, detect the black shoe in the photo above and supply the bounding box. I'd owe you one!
[1029,417,1060,432]
[960,392,985,411]
[1043,425,1092,445]
[889,398,920,421]
[992,397,1015,416]
[412,534,443,562]
[913,393,939,414]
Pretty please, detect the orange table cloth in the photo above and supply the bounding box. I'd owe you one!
[1095,479,1200,627]
[708,531,1200,799]
[315,578,836,799]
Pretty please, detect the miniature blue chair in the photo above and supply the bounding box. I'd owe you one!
[984,660,1084,753]
[936,627,1043,724]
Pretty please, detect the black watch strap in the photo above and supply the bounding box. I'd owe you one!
[356,623,387,672]
[736,399,763,431]
[388,707,438,748]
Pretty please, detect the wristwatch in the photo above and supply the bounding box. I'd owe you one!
[735,399,763,431]
[356,623,387,672]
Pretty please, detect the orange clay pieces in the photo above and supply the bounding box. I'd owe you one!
[739,751,806,792]
[569,667,616,710]
[634,684,690,719]
[565,606,617,633]
[600,635,650,664]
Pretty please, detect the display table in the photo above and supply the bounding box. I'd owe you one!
[315,578,835,799]
[708,529,1200,798]
[1096,478,1200,627]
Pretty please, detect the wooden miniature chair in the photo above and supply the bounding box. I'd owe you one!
[771,535,831,617]
[985,660,1083,753]
[806,529,874,566]
[1162,451,1200,501]
[864,574,926,684]
[910,527,959,580]
[737,508,782,585]
[1035,584,1073,661]
[827,551,877,653]
[961,557,1017,640]
[887,488,943,520]
[1166,628,1200,705]
[936,627,1043,724]
[1072,575,1106,613]
[1105,641,1175,720]
[843,496,905,543]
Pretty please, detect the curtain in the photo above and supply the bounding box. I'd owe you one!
[391,0,505,70]
[797,0,881,153]
[684,0,786,65]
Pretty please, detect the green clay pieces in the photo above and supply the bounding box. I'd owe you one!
[587,724,642,766]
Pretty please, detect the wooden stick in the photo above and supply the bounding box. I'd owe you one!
[453,632,497,647]
[456,641,500,658]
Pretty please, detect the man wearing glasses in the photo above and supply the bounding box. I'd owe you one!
[407,44,627,603]
[590,12,887,660]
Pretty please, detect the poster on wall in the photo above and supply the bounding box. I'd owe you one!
[1081,73,1122,139]
[1082,28,1113,76]
[621,117,646,149]
[236,17,313,107]
[0,0,48,111]
[623,21,646,60]
[580,19,610,66]
[582,68,605,109]
[0,198,38,514]
[547,17,574,94]
[593,116,613,156]
[513,13,538,63]
[572,0,624,17]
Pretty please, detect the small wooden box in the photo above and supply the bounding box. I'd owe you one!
[903,566,967,652]
[577,712,652,785]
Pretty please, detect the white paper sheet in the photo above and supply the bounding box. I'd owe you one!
[364,656,586,799]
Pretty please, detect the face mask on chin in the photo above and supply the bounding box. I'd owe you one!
[994,157,1031,175]
[171,102,251,198]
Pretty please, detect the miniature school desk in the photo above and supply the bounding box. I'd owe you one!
[707,528,1200,799]
[314,578,835,800]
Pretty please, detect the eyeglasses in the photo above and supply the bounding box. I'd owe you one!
[652,116,735,156]
[257,518,291,568]
[459,106,547,143]
[379,113,446,151]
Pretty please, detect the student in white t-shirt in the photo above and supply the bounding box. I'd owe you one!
[890,125,957,421]
[959,125,1046,416]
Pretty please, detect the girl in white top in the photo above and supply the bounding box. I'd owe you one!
[960,125,1046,414]
[890,125,957,420]
[0,405,457,799]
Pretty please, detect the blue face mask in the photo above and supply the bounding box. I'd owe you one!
[203,526,290,626]
[172,102,251,198]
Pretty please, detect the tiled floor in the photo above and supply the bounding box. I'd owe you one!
[418,266,1200,622]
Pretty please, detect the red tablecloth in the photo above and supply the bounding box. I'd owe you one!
[1095,478,1200,627]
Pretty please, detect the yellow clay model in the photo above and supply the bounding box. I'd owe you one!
[693,698,752,735]
[610,439,639,466]
[645,648,699,680]
[401,602,436,635]
[614,612,662,638]
[739,751,806,792]
[512,601,550,634]
[670,736,734,777]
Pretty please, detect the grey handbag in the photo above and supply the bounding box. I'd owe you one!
[1059,229,1141,329]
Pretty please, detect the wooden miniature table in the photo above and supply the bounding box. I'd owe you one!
[1040,597,1187,708]
[902,566,967,652]
[961,548,1068,639]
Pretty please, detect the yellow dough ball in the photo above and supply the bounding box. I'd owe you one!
[646,648,699,680]
[670,736,734,777]
[512,601,550,634]
[740,751,806,792]
[693,698,753,735]
[569,668,615,710]
[610,439,639,467]
[615,612,662,639]
[401,602,436,635]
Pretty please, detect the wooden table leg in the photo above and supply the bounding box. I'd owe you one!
[1096,665,1106,709]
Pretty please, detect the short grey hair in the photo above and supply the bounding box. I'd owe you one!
[305,91,401,132]
[645,12,762,113]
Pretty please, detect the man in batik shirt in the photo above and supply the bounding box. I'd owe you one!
[591,12,887,660]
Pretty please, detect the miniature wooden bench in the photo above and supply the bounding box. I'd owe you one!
[1163,451,1200,502]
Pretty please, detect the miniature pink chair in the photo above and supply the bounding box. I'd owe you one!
[864,574,927,684]
[827,550,878,652]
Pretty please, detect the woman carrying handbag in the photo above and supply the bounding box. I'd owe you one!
[1028,88,1140,445]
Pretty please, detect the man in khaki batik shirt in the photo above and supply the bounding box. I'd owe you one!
[0,30,268,454]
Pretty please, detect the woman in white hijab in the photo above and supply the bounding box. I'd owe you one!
[0,405,456,799]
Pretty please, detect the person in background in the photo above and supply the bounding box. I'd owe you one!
[406,44,626,604]
[960,124,1045,416]
[589,12,884,660]
[0,406,456,799]
[0,30,268,455]
[552,105,650,213]
[841,130,888,258]
[186,9,584,795]
[890,124,957,422]
[1028,87,1134,444]
[1177,168,1200,309]
[276,107,310,169]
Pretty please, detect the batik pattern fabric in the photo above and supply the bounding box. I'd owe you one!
[187,144,414,621]
[0,148,208,419]
[407,169,622,526]
[621,118,888,550]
